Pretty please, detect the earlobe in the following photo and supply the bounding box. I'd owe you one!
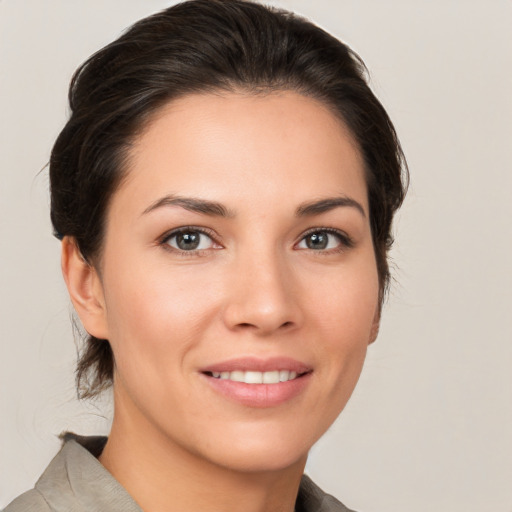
[368,308,381,345]
[61,237,109,340]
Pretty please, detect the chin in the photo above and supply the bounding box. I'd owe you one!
[208,442,309,474]
[186,421,319,474]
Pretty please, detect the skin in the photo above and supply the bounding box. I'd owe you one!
[62,91,380,512]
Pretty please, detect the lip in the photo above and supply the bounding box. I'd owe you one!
[201,356,311,374]
[200,357,313,408]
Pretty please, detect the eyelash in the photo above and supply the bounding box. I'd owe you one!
[159,226,221,257]
[158,226,354,256]
[297,227,354,254]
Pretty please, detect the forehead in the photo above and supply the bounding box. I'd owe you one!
[116,91,368,215]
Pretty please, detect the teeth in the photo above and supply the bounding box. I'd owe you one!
[230,371,245,382]
[245,371,263,384]
[210,370,300,384]
[263,370,280,384]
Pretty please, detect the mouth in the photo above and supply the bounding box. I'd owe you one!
[203,369,307,384]
[200,358,313,407]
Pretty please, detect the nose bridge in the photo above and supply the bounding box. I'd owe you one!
[223,240,300,334]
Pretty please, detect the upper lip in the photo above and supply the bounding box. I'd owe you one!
[200,357,312,375]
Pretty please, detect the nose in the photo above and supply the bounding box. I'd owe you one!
[222,248,303,336]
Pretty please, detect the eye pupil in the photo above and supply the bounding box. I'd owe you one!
[306,232,328,250]
[176,232,200,250]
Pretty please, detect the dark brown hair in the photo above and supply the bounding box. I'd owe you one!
[50,0,408,398]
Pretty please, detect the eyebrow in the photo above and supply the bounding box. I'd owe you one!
[142,195,234,217]
[142,194,365,219]
[296,196,366,218]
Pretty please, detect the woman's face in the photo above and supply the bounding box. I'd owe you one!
[92,91,379,472]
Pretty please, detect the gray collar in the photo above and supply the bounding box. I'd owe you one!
[27,433,354,512]
[35,434,141,512]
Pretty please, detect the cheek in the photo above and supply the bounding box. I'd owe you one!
[101,260,221,377]
[306,254,379,384]
[307,255,379,340]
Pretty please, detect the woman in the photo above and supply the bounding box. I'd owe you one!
[4,0,407,511]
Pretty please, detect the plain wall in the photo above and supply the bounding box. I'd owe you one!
[1,1,511,510]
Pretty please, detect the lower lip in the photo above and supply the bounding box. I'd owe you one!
[203,373,312,408]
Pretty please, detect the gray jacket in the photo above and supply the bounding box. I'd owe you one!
[3,434,356,512]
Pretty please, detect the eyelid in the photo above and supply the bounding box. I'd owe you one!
[295,227,354,251]
[158,226,223,252]
[157,225,353,254]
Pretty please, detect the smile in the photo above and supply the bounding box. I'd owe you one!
[207,370,300,384]
[201,358,313,407]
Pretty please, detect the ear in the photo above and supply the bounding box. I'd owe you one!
[61,237,109,340]
[368,307,381,345]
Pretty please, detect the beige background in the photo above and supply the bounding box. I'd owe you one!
[1,1,511,510]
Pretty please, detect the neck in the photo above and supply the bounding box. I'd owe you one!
[99,389,307,512]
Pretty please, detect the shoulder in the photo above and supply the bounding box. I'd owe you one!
[2,489,50,512]
[3,434,140,512]
[298,475,358,512]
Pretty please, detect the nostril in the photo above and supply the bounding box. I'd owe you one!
[233,321,294,331]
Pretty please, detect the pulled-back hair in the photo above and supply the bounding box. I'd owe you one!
[50,0,408,398]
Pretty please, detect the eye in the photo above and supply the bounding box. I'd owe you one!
[296,229,352,251]
[163,228,218,252]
